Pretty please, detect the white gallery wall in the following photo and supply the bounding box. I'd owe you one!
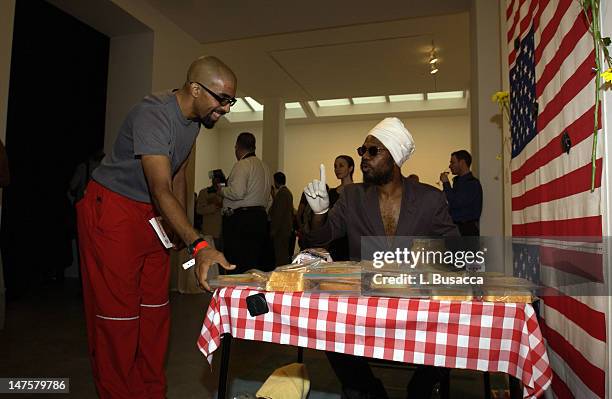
[0,1,473,220]
[194,127,223,193]
[0,1,478,219]
[196,114,470,208]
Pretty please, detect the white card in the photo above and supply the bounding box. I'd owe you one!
[148,217,174,249]
[182,258,196,270]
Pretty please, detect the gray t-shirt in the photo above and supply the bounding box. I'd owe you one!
[93,91,200,203]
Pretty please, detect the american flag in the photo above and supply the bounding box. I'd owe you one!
[512,241,541,283]
[507,0,606,397]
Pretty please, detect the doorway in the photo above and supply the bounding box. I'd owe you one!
[1,0,109,299]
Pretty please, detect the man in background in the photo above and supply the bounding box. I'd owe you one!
[218,132,273,272]
[440,150,483,236]
[269,172,294,266]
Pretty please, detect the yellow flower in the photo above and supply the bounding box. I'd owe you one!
[491,91,510,105]
[601,68,612,83]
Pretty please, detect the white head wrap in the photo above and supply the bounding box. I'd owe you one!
[367,117,415,166]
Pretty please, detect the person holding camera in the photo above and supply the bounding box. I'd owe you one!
[196,169,225,248]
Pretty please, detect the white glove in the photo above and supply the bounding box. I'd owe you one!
[304,164,329,214]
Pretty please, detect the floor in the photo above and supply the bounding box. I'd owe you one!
[0,279,508,398]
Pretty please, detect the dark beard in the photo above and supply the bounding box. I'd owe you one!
[200,108,226,129]
[201,113,216,129]
[362,156,394,185]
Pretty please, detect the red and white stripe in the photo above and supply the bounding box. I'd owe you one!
[507,0,606,397]
[538,242,606,399]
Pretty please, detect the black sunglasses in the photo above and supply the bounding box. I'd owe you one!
[357,145,387,157]
[191,81,237,107]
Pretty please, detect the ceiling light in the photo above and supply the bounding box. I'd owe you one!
[285,107,307,119]
[285,102,302,109]
[244,97,264,111]
[230,98,252,113]
[316,98,351,107]
[389,93,424,102]
[428,40,439,73]
[427,91,464,99]
[352,96,387,104]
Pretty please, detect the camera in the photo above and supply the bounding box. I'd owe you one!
[208,169,226,184]
[207,169,226,193]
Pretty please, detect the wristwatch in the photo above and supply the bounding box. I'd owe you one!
[187,237,206,257]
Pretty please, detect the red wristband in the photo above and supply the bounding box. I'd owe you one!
[193,240,209,257]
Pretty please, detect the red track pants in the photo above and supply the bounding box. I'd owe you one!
[77,181,170,399]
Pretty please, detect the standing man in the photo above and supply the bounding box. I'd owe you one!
[440,150,483,236]
[77,55,236,398]
[218,132,273,273]
[304,117,458,399]
[269,172,294,266]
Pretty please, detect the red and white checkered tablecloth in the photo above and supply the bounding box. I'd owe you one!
[198,287,552,398]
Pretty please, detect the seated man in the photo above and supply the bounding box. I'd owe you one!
[304,117,458,399]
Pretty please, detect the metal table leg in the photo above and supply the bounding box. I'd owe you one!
[218,333,232,399]
[483,372,492,399]
[509,376,522,399]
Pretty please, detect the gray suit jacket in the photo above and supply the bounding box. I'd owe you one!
[305,178,459,260]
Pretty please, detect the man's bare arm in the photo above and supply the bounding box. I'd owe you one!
[169,155,190,248]
[172,155,188,210]
[142,154,197,245]
[142,154,234,290]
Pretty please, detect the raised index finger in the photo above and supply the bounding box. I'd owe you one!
[320,163,326,186]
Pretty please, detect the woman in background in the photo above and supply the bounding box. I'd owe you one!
[327,155,354,261]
